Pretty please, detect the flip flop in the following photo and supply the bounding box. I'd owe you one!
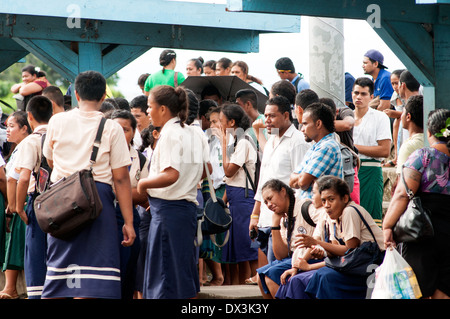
[0,292,19,299]
[244,277,258,285]
[382,160,396,167]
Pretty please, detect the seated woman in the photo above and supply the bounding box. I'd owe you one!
[277,175,384,299]
[383,108,450,299]
[256,179,324,299]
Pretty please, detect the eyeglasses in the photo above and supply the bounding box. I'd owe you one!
[277,70,291,73]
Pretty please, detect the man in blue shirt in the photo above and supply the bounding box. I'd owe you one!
[289,102,343,199]
[275,57,310,93]
[362,49,394,111]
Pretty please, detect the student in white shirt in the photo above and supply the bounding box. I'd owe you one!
[111,109,149,299]
[137,85,209,299]
[218,103,258,285]
[42,71,135,299]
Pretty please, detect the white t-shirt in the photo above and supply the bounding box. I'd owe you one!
[353,107,392,161]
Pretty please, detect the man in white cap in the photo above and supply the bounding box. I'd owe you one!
[362,49,394,111]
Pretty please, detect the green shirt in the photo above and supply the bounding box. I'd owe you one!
[144,69,185,92]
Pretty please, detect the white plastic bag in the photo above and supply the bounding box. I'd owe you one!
[371,247,422,299]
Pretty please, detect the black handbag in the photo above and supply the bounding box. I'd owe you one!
[196,162,232,247]
[393,165,434,243]
[325,206,385,277]
[34,117,106,240]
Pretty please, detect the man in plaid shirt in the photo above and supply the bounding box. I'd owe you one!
[290,102,343,199]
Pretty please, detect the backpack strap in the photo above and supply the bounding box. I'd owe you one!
[137,150,146,172]
[174,71,179,88]
[301,200,316,227]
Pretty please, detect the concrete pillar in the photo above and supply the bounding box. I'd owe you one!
[308,17,345,109]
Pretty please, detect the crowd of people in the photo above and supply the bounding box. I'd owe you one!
[0,47,449,300]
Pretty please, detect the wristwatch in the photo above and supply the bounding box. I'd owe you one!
[271,226,281,230]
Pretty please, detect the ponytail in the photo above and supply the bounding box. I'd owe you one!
[175,86,188,127]
[150,85,188,127]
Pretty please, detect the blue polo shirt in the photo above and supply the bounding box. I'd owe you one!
[373,69,393,100]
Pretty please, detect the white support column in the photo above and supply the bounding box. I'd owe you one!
[308,17,345,109]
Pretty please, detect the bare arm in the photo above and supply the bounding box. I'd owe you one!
[112,166,136,247]
[377,99,391,112]
[137,167,179,194]
[19,82,43,96]
[335,116,355,132]
[355,139,391,158]
[16,168,31,224]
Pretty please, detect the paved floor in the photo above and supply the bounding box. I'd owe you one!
[198,284,262,299]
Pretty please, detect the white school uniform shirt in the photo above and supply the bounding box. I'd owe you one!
[128,146,149,189]
[353,107,392,161]
[43,108,131,185]
[255,124,310,227]
[147,117,209,205]
[224,133,257,188]
[208,135,226,190]
[14,125,47,193]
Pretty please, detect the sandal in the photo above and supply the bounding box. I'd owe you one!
[244,277,258,285]
[382,160,396,167]
[0,292,19,299]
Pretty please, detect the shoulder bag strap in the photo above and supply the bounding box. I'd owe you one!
[89,117,107,168]
[174,71,179,88]
[401,165,414,200]
[350,205,377,243]
[301,200,316,227]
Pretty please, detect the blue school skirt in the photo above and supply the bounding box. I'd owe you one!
[257,257,292,294]
[221,185,258,263]
[305,266,369,299]
[24,192,47,299]
[275,269,317,299]
[135,205,150,293]
[143,197,199,299]
[115,204,141,299]
[42,182,122,299]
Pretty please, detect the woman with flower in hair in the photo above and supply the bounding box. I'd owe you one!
[143,49,185,95]
[384,108,450,299]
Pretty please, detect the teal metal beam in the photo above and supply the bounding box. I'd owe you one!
[0,38,28,71]
[11,38,152,82]
[0,0,300,34]
[12,38,79,80]
[373,20,435,85]
[0,14,260,53]
[227,0,440,24]
[101,45,150,79]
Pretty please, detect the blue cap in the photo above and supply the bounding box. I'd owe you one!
[364,49,387,69]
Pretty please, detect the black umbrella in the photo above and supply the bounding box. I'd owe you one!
[181,75,268,113]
